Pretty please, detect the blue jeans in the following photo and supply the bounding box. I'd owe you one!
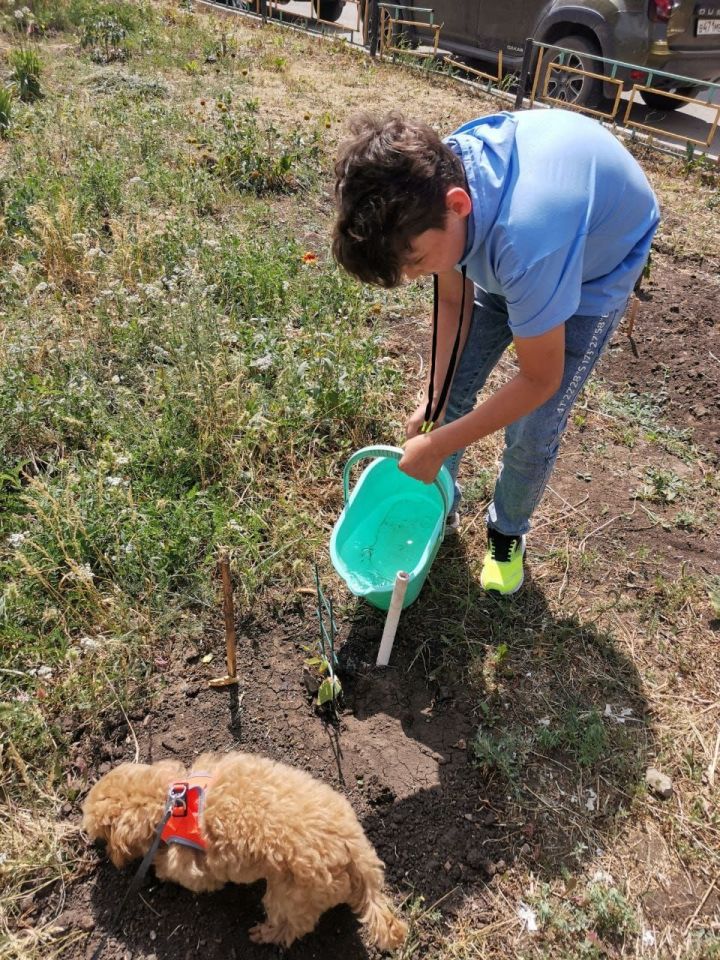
[442,289,626,536]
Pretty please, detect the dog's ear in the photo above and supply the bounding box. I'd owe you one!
[82,763,139,844]
[82,794,119,844]
[106,807,160,868]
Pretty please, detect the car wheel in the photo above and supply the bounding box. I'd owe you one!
[316,0,345,22]
[640,87,696,111]
[358,0,417,49]
[542,34,603,109]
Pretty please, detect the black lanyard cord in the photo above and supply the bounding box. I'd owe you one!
[423,273,440,428]
[421,265,468,433]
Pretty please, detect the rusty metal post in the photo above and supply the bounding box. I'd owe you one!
[209,550,239,688]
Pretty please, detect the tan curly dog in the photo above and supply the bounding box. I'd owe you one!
[82,750,407,951]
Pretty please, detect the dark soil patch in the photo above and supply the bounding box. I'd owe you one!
[547,254,720,582]
[48,567,651,960]
[603,252,719,457]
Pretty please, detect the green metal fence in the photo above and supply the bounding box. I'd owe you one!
[199,0,720,157]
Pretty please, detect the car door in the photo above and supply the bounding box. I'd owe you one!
[416,0,481,54]
[474,0,548,67]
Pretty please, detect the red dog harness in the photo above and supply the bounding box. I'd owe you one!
[159,773,212,852]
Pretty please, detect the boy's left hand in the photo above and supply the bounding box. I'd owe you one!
[399,433,445,484]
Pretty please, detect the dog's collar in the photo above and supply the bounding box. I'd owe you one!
[159,772,212,853]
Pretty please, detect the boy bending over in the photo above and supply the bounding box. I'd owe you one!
[332,109,659,595]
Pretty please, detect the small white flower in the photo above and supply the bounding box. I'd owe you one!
[106,476,123,487]
[74,563,95,583]
[115,455,130,465]
[251,354,273,371]
[642,929,656,947]
[518,903,538,933]
[37,665,53,679]
[80,637,101,651]
[8,532,27,547]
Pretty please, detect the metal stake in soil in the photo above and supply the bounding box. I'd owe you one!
[209,550,239,688]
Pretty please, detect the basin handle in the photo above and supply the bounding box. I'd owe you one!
[342,445,450,518]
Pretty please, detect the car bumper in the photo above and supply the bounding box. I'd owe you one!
[646,45,720,84]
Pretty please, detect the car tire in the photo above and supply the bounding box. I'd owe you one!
[640,87,696,111]
[317,0,344,22]
[358,0,418,49]
[541,34,603,109]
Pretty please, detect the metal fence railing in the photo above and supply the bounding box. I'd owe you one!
[199,0,720,158]
[209,0,367,44]
[516,38,720,152]
[377,3,441,58]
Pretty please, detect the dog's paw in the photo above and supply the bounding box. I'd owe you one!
[249,922,281,945]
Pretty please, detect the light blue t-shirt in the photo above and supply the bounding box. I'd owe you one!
[445,110,660,337]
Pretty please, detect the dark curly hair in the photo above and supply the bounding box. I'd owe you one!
[332,113,465,288]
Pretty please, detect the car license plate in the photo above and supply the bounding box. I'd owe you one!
[697,18,720,34]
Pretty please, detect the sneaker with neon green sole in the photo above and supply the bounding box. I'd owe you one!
[480,528,526,595]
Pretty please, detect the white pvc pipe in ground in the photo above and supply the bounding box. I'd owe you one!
[376,571,410,667]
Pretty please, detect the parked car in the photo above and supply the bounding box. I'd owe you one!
[223,0,347,23]
[373,0,720,110]
[280,0,345,20]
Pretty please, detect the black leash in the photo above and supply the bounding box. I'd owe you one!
[89,795,175,960]
[420,265,468,433]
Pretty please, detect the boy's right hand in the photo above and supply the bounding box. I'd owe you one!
[406,401,428,439]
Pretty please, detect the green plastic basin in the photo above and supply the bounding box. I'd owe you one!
[329,445,453,611]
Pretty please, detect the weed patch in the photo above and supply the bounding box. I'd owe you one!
[8,47,43,102]
[210,94,323,194]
